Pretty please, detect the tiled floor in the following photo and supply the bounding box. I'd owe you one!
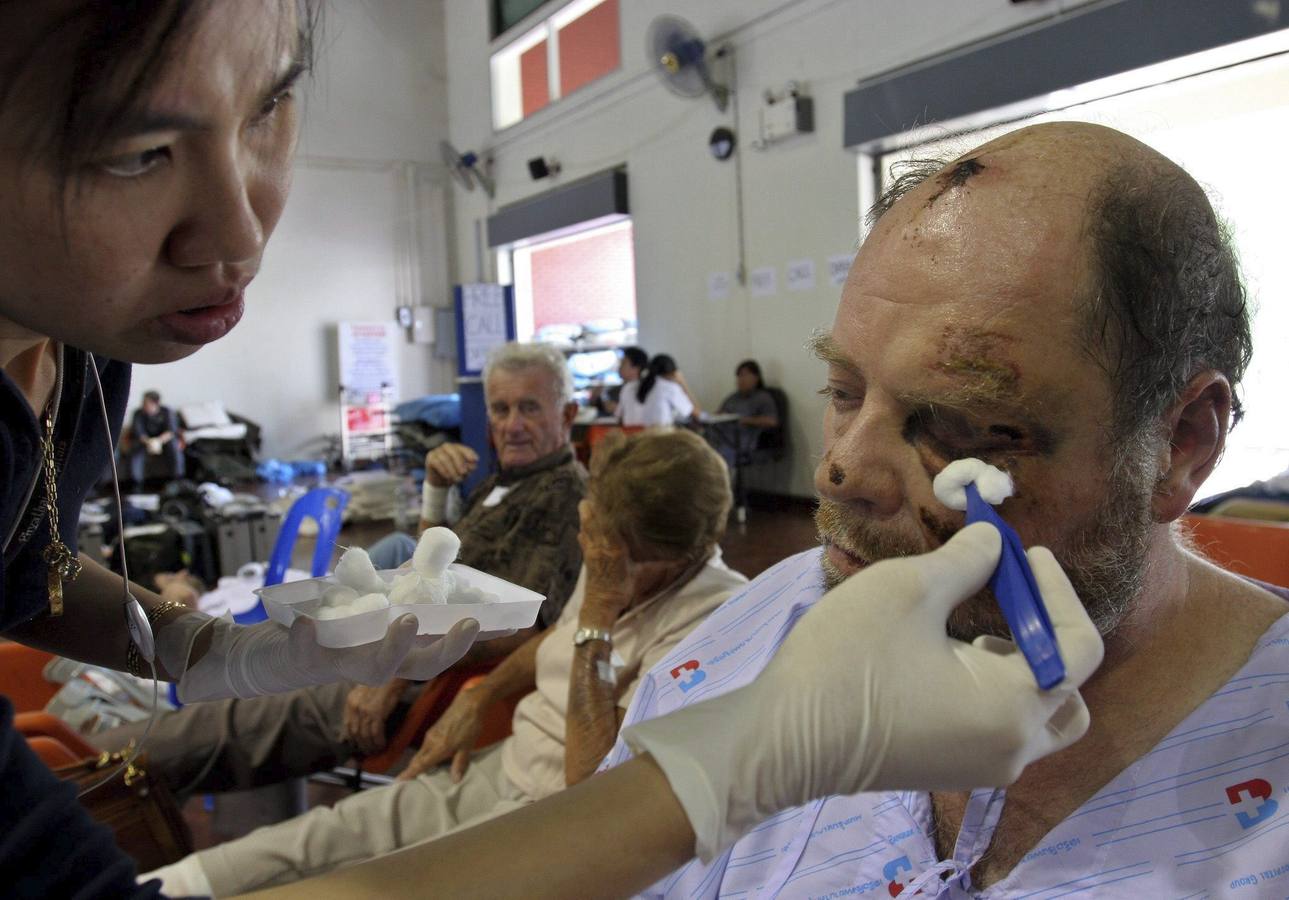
[182,496,820,851]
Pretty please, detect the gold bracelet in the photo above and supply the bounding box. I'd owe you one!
[126,600,190,678]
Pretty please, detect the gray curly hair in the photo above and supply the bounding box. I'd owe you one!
[482,341,574,406]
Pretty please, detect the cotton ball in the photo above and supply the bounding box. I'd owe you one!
[321,585,359,608]
[334,547,389,595]
[389,572,450,606]
[413,527,460,578]
[932,458,1015,511]
[450,586,488,605]
[350,592,391,614]
[389,572,425,606]
[315,606,345,620]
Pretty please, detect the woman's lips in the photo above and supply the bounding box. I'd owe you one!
[158,291,245,345]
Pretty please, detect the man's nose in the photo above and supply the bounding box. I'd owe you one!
[815,405,905,518]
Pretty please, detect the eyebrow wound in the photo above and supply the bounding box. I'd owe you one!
[933,327,1021,398]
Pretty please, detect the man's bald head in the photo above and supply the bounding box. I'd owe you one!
[868,122,1251,445]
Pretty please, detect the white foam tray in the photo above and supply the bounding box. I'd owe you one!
[255,564,544,648]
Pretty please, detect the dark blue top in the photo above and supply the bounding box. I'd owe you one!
[0,350,166,898]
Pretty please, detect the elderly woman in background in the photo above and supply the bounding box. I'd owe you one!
[149,428,748,898]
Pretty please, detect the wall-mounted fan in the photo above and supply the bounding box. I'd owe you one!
[647,15,729,112]
[440,140,495,198]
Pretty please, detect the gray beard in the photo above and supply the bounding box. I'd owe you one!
[815,447,1157,642]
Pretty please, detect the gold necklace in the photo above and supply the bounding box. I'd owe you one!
[40,406,81,615]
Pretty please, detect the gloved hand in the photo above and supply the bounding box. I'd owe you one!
[622,522,1105,862]
[156,612,479,703]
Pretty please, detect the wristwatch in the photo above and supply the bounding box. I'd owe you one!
[572,626,613,647]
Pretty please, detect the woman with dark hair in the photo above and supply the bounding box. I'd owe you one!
[0,4,1104,897]
[0,5,481,895]
[618,353,700,427]
[595,345,647,416]
[714,360,780,469]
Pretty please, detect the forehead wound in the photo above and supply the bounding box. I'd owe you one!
[923,156,987,208]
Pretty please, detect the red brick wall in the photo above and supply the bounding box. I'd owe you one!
[558,0,619,97]
[529,225,636,330]
[520,39,549,118]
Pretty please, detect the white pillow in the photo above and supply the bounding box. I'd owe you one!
[179,401,232,429]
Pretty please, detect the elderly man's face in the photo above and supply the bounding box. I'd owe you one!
[814,146,1157,640]
[486,366,572,469]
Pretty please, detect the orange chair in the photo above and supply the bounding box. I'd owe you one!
[26,735,88,769]
[1182,514,1289,586]
[0,642,59,712]
[587,423,644,450]
[15,711,102,760]
[358,663,505,774]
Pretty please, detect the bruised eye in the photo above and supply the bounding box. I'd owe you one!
[98,146,171,178]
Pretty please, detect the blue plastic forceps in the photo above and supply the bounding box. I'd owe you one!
[964,482,1066,690]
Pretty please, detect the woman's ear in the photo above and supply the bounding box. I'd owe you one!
[1151,371,1231,523]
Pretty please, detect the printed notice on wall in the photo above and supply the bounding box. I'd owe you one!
[460,283,509,373]
[827,253,856,287]
[749,266,777,297]
[338,321,400,398]
[786,258,816,292]
[708,271,732,301]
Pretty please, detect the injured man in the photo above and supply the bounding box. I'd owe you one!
[604,122,1289,897]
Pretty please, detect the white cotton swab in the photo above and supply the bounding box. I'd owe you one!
[932,458,1014,511]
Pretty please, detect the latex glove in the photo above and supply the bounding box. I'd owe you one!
[159,612,479,703]
[623,522,1105,862]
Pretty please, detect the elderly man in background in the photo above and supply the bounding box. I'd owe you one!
[603,122,1289,898]
[96,342,587,794]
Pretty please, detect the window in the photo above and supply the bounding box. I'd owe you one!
[866,49,1289,496]
[491,0,620,130]
[493,0,549,40]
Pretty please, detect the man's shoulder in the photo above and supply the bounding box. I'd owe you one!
[646,548,824,671]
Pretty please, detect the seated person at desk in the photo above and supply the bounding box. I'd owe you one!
[618,353,699,427]
[712,359,779,469]
[96,342,587,796]
[600,123,1289,897]
[127,389,183,487]
[591,345,647,417]
[148,429,748,897]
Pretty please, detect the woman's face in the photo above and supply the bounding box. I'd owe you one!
[0,2,301,363]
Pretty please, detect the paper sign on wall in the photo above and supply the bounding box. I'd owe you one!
[708,271,732,301]
[786,258,816,292]
[828,253,857,287]
[460,283,509,373]
[749,266,777,297]
[338,321,400,398]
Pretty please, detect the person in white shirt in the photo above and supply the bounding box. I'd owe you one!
[618,353,699,427]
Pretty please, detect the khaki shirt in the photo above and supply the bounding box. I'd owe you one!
[501,550,748,801]
[455,447,586,627]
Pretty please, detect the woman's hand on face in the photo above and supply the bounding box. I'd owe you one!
[577,500,635,624]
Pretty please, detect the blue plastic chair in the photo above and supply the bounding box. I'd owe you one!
[169,489,350,709]
[233,487,350,624]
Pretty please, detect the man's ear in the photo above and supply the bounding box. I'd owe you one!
[1152,371,1232,523]
[562,401,579,431]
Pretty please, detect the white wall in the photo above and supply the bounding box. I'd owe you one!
[443,0,1098,497]
[129,0,459,459]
